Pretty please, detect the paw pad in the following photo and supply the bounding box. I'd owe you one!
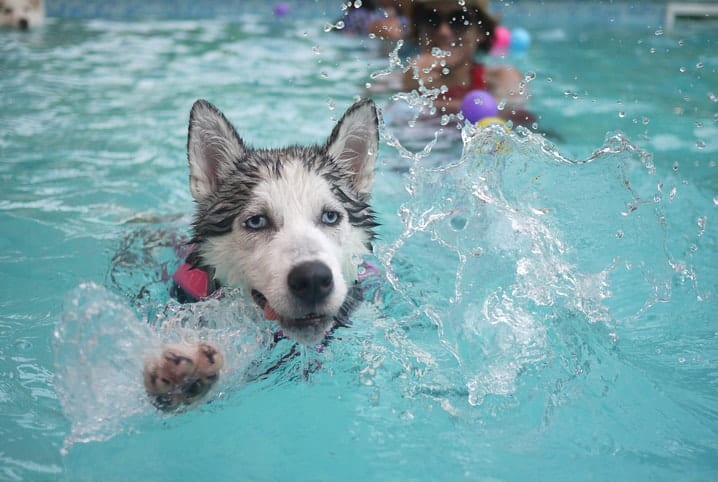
[143,342,224,410]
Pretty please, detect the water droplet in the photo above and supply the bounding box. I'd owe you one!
[696,139,706,149]
[546,76,553,83]
[326,98,336,110]
[697,216,707,233]
[696,62,704,69]
[13,339,33,351]
[618,111,625,118]
[712,196,718,206]
[649,47,656,54]
[615,230,624,239]
[679,66,686,73]
[450,216,467,231]
[524,71,536,82]
[654,29,664,36]
[312,46,322,55]
[672,161,680,171]
[320,70,328,78]
[642,116,650,125]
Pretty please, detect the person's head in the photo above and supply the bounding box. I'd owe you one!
[411,0,497,55]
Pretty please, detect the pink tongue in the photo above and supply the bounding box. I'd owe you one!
[263,302,279,321]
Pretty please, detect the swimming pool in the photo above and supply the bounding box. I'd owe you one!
[1,1,717,480]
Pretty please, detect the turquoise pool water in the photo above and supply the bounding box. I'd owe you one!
[1,1,717,480]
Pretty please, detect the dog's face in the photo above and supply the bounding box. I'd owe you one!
[0,0,44,29]
[186,99,378,345]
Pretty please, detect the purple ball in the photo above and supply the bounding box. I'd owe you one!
[461,90,498,123]
[273,3,290,17]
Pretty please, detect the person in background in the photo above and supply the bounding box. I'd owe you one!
[341,0,412,40]
[403,0,533,125]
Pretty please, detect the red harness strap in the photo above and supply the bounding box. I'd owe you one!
[172,262,211,302]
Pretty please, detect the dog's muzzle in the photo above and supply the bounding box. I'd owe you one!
[287,261,334,304]
[251,260,335,317]
[251,261,339,345]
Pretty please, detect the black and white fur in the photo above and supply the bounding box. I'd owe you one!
[143,99,379,409]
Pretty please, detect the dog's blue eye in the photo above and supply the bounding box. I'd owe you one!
[244,215,268,230]
[321,210,340,225]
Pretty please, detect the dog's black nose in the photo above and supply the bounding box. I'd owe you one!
[18,18,29,30]
[288,261,333,304]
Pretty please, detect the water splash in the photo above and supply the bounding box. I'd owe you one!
[53,283,274,453]
[372,123,706,409]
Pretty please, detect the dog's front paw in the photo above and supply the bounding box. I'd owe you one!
[143,342,224,411]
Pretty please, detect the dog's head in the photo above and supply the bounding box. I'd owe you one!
[185,99,379,345]
[0,0,44,29]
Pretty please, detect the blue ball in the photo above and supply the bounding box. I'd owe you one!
[461,90,498,123]
[510,27,531,52]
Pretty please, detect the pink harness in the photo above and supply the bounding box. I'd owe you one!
[172,258,381,303]
[172,262,211,301]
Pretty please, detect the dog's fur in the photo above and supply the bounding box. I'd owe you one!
[143,99,379,410]
[0,0,44,29]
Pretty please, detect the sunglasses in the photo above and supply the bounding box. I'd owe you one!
[417,9,479,34]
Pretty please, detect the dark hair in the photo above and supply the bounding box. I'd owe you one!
[411,3,497,52]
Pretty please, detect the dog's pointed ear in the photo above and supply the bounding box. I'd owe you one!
[187,100,245,202]
[325,99,378,197]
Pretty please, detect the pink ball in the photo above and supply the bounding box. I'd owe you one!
[461,90,498,123]
[492,25,511,51]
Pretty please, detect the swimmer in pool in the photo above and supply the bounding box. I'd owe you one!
[403,0,534,126]
[340,0,411,40]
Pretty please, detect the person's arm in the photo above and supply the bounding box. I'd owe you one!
[403,53,470,114]
[484,65,528,107]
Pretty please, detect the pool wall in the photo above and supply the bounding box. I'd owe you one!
[44,0,673,27]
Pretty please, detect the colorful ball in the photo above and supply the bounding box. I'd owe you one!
[492,25,511,51]
[273,3,290,17]
[476,116,508,129]
[510,27,531,52]
[461,90,498,123]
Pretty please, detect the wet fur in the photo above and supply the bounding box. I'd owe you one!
[0,0,44,29]
[143,99,379,410]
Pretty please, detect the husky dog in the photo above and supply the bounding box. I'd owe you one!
[0,0,45,29]
[143,99,379,410]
